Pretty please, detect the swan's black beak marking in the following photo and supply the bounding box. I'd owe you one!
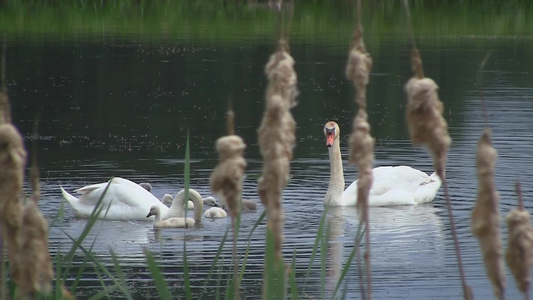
[213,203,220,207]
[146,212,152,218]
[326,127,335,147]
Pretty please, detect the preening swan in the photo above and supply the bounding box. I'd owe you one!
[166,188,204,222]
[204,207,228,219]
[324,121,442,206]
[61,177,169,220]
[147,206,195,228]
[61,177,205,221]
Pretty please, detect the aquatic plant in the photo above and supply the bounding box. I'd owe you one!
[471,128,506,300]
[345,0,375,298]
[506,182,533,300]
[402,1,471,299]
[257,5,297,295]
[0,41,54,300]
[210,109,247,299]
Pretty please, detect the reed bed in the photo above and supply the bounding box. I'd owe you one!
[1,2,533,300]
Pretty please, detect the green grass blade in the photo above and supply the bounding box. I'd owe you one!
[183,237,192,300]
[198,228,230,300]
[63,232,123,292]
[183,132,192,300]
[70,238,96,292]
[320,219,331,300]
[225,272,235,300]
[239,210,266,282]
[143,248,172,300]
[110,249,133,300]
[289,247,300,300]
[263,228,286,300]
[61,179,113,281]
[183,132,191,218]
[303,205,328,289]
[332,220,365,298]
[87,284,121,300]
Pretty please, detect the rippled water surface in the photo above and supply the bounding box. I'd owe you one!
[5,18,533,300]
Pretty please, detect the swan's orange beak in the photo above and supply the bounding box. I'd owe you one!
[326,129,335,147]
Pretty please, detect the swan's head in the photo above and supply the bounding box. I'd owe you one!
[146,205,160,218]
[203,196,219,207]
[161,194,173,205]
[139,182,152,192]
[324,121,340,147]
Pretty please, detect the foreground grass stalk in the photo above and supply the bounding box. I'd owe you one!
[472,128,506,300]
[506,182,533,300]
[210,110,247,299]
[345,0,374,297]
[257,20,297,296]
[402,0,471,299]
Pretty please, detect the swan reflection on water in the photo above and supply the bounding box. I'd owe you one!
[325,204,445,296]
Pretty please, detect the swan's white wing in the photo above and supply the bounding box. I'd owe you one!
[76,182,109,194]
[341,166,436,207]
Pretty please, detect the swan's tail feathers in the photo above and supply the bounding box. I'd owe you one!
[60,186,78,205]
[429,171,442,182]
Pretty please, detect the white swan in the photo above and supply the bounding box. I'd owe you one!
[61,177,205,221]
[139,182,152,192]
[204,207,228,219]
[220,199,259,212]
[161,193,218,209]
[146,206,195,228]
[324,121,442,206]
[166,189,204,222]
[161,194,174,206]
[61,177,169,220]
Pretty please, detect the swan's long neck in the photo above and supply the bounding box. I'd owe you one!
[325,138,345,205]
[169,191,186,217]
[153,209,162,225]
[188,189,204,222]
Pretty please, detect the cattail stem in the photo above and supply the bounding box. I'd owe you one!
[363,209,371,299]
[516,181,524,211]
[442,176,471,299]
[356,237,366,300]
[1,239,6,300]
[402,0,424,79]
[232,216,240,300]
[227,107,235,136]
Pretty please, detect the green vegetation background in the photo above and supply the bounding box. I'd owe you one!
[1,0,532,44]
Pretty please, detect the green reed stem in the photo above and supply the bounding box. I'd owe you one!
[183,132,193,300]
[143,249,172,300]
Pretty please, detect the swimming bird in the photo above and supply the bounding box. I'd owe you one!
[324,121,442,206]
[60,177,169,220]
[161,193,218,209]
[204,207,228,219]
[146,206,195,228]
[61,178,206,221]
[139,182,152,192]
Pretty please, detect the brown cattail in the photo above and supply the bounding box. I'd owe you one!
[402,1,471,298]
[257,41,297,263]
[405,76,451,177]
[0,124,26,284]
[471,129,505,299]
[506,182,533,296]
[345,13,374,299]
[210,135,247,218]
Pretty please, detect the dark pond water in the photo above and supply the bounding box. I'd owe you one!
[4,7,533,300]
